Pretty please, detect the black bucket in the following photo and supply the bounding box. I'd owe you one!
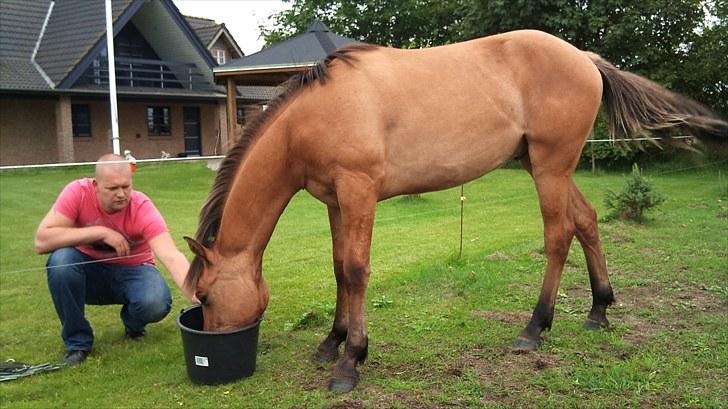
[176,305,261,385]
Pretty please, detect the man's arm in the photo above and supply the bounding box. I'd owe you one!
[148,232,197,303]
[34,209,130,255]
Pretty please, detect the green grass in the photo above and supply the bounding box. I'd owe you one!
[1,162,726,408]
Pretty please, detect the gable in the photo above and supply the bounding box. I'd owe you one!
[34,0,135,87]
[25,0,215,90]
[184,16,244,61]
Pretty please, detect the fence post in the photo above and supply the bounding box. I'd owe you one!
[591,140,596,175]
[459,185,465,259]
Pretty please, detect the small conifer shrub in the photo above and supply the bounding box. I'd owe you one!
[604,163,665,222]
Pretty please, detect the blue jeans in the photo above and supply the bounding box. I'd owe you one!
[46,247,172,352]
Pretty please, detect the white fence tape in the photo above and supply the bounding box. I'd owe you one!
[0,136,695,172]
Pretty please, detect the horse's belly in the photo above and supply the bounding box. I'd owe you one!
[379,131,523,199]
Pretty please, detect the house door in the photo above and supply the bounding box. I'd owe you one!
[183,107,201,156]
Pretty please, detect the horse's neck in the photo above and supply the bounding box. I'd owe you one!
[216,127,299,258]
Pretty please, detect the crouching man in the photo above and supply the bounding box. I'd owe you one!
[34,154,196,365]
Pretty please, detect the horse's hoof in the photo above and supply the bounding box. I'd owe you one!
[512,336,539,352]
[313,349,338,364]
[583,318,609,331]
[328,377,357,393]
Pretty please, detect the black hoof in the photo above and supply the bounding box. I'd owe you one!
[512,336,539,352]
[583,318,609,331]
[329,376,357,393]
[313,349,338,364]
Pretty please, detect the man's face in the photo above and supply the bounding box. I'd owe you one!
[94,165,132,213]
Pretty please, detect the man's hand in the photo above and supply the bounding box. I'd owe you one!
[149,233,195,303]
[35,209,128,255]
[99,228,131,257]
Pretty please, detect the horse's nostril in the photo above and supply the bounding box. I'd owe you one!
[196,292,208,304]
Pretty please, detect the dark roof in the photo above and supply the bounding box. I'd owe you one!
[0,58,49,91]
[0,0,51,59]
[0,0,53,90]
[237,86,283,101]
[216,20,357,72]
[185,16,219,46]
[35,0,135,87]
[0,0,220,94]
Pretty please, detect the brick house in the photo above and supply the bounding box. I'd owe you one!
[0,0,265,166]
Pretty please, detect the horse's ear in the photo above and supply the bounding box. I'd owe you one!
[184,236,210,264]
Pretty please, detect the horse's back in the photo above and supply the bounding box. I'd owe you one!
[290,30,603,200]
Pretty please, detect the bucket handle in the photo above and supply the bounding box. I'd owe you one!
[179,304,201,315]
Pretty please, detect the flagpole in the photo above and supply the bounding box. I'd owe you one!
[105,0,120,155]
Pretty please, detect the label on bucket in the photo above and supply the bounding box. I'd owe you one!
[194,355,209,367]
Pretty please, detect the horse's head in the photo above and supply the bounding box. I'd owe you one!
[184,237,269,332]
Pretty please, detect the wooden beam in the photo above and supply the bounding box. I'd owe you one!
[214,65,313,86]
[226,77,238,142]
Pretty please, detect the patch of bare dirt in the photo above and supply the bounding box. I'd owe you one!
[471,310,531,324]
[327,399,364,409]
[484,251,511,261]
[354,382,468,409]
[604,230,635,244]
[452,346,558,406]
[608,284,727,346]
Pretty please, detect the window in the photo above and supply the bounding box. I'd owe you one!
[216,49,226,65]
[147,106,171,136]
[72,104,91,137]
[236,107,245,125]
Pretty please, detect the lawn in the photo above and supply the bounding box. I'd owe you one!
[0,161,726,408]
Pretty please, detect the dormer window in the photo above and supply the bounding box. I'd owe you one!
[216,49,226,65]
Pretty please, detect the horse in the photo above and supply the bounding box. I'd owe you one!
[184,30,727,392]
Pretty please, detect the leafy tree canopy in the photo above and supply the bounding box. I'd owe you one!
[261,0,726,115]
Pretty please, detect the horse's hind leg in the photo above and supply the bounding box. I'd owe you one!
[513,155,577,351]
[314,205,349,363]
[568,182,615,329]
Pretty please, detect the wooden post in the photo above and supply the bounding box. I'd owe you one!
[226,77,238,143]
[459,185,465,259]
[590,141,595,175]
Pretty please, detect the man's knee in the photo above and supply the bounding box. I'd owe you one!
[129,295,171,323]
[47,247,86,287]
[47,247,86,267]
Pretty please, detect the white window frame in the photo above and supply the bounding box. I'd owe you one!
[215,49,226,65]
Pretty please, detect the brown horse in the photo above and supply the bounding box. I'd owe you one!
[184,30,727,392]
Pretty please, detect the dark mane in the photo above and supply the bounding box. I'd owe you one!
[186,43,379,288]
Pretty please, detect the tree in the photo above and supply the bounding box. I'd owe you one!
[673,0,727,116]
[262,0,725,116]
[261,0,463,48]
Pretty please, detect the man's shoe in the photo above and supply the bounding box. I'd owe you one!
[125,328,146,340]
[63,350,89,366]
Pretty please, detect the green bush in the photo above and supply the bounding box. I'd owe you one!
[604,163,666,222]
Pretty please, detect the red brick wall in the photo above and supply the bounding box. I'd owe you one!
[0,98,58,165]
[0,96,226,166]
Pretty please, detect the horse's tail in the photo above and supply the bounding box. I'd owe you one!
[585,51,728,150]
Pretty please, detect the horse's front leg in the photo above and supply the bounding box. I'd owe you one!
[327,178,376,393]
[314,206,349,363]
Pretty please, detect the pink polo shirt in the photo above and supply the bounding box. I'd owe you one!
[53,178,168,265]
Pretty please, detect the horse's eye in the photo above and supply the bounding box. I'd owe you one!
[196,292,208,305]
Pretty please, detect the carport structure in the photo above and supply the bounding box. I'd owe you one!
[213,21,358,137]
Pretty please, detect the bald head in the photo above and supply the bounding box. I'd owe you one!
[94,154,133,213]
[95,153,132,181]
